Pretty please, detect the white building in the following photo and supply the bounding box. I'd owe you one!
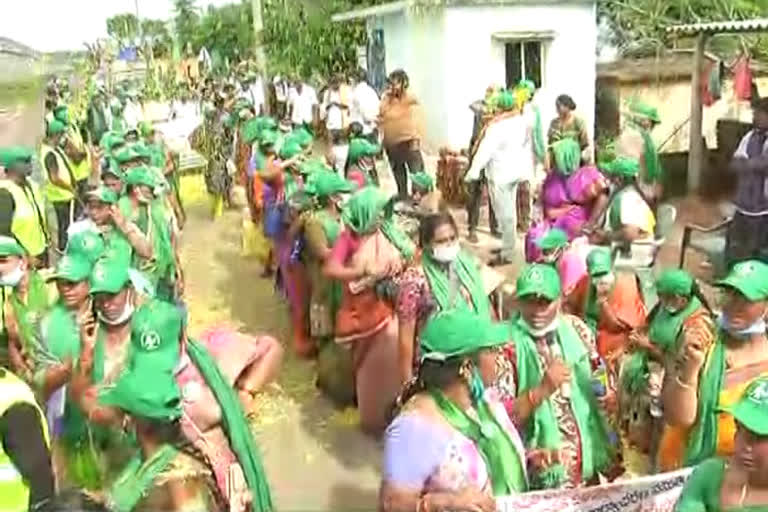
[334,0,598,152]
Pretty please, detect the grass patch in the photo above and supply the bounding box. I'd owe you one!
[0,76,43,108]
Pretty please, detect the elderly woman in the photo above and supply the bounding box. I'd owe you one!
[525,139,609,262]
[498,264,618,489]
[675,377,768,511]
[380,309,528,512]
[620,269,715,467]
[396,212,494,383]
[547,94,591,165]
[324,186,415,434]
[664,260,768,468]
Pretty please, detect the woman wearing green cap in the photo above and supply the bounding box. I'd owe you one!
[616,100,663,203]
[324,186,415,434]
[381,309,527,511]
[346,137,381,187]
[619,269,715,470]
[663,260,768,469]
[409,171,444,215]
[396,212,496,383]
[675,377,768,511]
[498,263,618,489]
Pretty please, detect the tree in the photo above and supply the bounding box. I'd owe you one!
[174,0,200,56]
[106,13,139,48]
[142,19,173,59]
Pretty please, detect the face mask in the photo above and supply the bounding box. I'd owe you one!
[98,299,135,326]
[718,313,767,340]
[432,242,460,263]
[664,304,684,315]
[520,315,559,338]
[0,264,24,287]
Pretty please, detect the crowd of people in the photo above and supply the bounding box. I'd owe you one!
[1,61,768,512]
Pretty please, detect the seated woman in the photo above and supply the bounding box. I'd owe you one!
[498,264,620,489]
[675,377,768,512]
[525,139,609,262]
[409,171,444,215]
[533,228,591,316]
[591,157,656,266]
[324,186,415,435]
[380,309,528,512]
[99,361,224,512]
[581,248,647,371]
[345,137,381,188]
[396,212,495,383]
[620,269,715,468]
[664,260,768,468]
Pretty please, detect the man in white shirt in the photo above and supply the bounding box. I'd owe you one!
[273,75,289,119]
[321,75,349,143]
[123,91,143,130]
[289,81,318,131]
[464,91,530,264]
[351,69,380,143]
[240,74,265,115]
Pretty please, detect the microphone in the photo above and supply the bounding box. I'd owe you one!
[545,332,570,399]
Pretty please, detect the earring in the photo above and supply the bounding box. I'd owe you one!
[458,362,472,384]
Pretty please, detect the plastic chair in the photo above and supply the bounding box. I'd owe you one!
[679,203,733,278]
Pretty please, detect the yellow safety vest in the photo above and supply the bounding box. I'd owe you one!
[0,370,50,512]
[67,124,92,182]
[0,180,48,257]
[39,143,74,203]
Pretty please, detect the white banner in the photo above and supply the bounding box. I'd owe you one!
[496,469,692,512]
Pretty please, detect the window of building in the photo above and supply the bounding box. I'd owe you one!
[505,40,543,89]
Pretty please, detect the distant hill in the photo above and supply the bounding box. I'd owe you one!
[0,37,40,59]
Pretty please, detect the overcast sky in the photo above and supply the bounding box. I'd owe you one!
[1,0,236,52]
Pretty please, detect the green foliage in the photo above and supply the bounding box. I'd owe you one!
[599,0,768,58]
[174,0,200,56]
[142,19,173,59]
[194,1,254,70]
[106,13,139,48]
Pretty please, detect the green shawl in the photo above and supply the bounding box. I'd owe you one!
[341,187,415,259]
[621,297,701,395]
[9,270,51,354]
[422,250,490,319]
[313,209,343,312]
[186,339,273,511]
[532,105,545,164]
[431,389,527,495]
[118,197,175,288]
[684,332,726,467]
[629,122,663,184]
[108,443,179,512]
[511,315,613,489]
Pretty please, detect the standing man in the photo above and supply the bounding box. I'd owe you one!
[54,105,91,200]
[727,97,768,265]
[351,68,380,144]
[464,91,528,265]
[40,120,77,252]
[289,79,318,133]
[272,75,289,119]
[0,367,55,512]
[379,69,425,200]
[86,86,110,147]
[321,74,349,145]
[466,86,500,243]
[0,147,49,268]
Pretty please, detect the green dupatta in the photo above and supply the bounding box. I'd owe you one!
[629,122,663,184]
[621,297,702,395]
[422,250,490,319]
[684,332,726,467]
[430,389,527,495]
[118,196,175,288]
[341,187,415,259]
[511,315,613,489]
[9,270,51,353]
[108,443,179,512]
[186,339,273,511]
[313,209,343,312]
[532,105,546,164]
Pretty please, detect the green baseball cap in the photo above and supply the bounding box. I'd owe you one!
[495,90,516,111]
[66,230,106,263]
[0,146,33,169]
[279,140,302,160]
[289,127,313,148]
[130,142,153,160]
[420,309,510,362]
[53,105,69,123]
[0,235,25,257]
[258,130,279,147]
[536,228,569,252]
[124,166,157,189]
[99,363,182,422]
[89,257,131,294]
[719,377,768,436]
[715,260,768,302]
[87,186,119,204]
[410,172,435,192]
[114,147,142,164]
[587,248,613,277]
[129,300,182,373]
[48,254,92,283]
[629,100,661,124]
[306,171,355,197]
[47,119,67,136]
[601,157,639,179]
[516,263,562,301]
[347,138,380,163]
[656,269,694,297]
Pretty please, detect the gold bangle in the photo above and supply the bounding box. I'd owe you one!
[675,376,695,390]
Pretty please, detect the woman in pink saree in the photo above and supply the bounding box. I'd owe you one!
[526,139,609,262]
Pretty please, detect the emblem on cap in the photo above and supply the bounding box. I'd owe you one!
[749,381,768,403]
[92,266,106,282]
[141,331,161,351]
[736,262,756,276]
[528,267,544,283]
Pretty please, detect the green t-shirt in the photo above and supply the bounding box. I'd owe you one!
[675,457,768,512]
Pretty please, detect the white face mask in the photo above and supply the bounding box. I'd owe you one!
[593,273,616,293]
[98,299,135,326]
[718,313,767,340]
[520,315,560,338]
[432,242,460,263]
[0,264,24,287]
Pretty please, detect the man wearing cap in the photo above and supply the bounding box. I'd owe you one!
[0,147,50,267]
[675,377,768,510]
[727,96,768,266]
[83,186,152,264]
[40,120,78,251]
[664,260,768,468]
[54,105,92,200]
[616,100,663,203]
[499,263,619,489]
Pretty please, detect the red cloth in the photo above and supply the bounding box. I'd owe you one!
[329,229,361,264]
[702,60,716,107]
[733,56,753,101]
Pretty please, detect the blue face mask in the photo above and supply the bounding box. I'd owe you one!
[718,313,767,339]
[469,366,485,403]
